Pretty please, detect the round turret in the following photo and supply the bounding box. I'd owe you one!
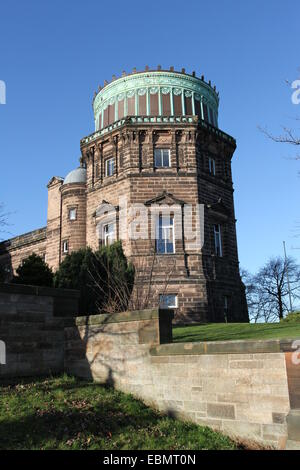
[92,67,219,131]
[60,166,87,258]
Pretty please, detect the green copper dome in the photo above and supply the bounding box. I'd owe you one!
[92,68,219,132]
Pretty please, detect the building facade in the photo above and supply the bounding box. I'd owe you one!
[0,67,248,323]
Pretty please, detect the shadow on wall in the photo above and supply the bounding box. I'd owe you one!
[64,309,173,386]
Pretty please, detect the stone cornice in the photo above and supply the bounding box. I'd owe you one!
[80,116,236,149]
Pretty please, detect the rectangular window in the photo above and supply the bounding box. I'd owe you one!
[184,96,193,115]
[62,240,69,254]
[105,158,115,177]
[69,208,77,221]
[208,157,216,175]
[173,94,182,115]
[162,93,171,115]
[118,99,124,119]
[150,92,159,116]
[139,94,147,115]
[108,103,115,125]
[194,98,201,117]
[103,107,109,127]
[156,214,175,254]
[159,294,178,309]
[103,223,115,246]
[127,96,135,116]
[213,224,222,257]
[154,148,170,168]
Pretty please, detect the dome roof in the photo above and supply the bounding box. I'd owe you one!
[63,167,87,185]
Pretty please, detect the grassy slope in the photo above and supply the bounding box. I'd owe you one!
[173,322,300,343]
[0,375,237,450]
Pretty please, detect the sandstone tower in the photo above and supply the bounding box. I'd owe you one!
[0,66,248,323]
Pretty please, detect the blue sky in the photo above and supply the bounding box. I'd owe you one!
[0,0,299,274]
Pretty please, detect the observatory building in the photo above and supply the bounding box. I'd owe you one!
[0,66,248,323]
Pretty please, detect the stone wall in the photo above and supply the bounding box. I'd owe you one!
[0,227,47,279]
[0,283,79,378]
[65,310,294,449]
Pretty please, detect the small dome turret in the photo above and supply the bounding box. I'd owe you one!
[63,167,87,185]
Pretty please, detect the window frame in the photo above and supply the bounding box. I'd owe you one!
[105,157,115,177]
[62,240,69,254]
[154,148,171,168]
[208,157,216,176]
[213,224,223,257]
[156,214,175,254]
[68,207,77,221]
[103,222,115,246]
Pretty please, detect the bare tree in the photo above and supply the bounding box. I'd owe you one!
[0,203,10,240]
[246,257,300,322]
[0,203,8,240]
[88,243,176,315]
[259,75,300,160]
[259,123,300,159]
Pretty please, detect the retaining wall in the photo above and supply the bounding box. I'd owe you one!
[0,283,79,378]
[0,284,298,449]
[65,310,296,449]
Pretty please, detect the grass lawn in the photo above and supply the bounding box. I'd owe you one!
[173,322,300,343]
[0,374,238,450]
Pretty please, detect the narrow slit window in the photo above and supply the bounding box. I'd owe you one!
[209,157,216,176]
[213,224,222,257]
